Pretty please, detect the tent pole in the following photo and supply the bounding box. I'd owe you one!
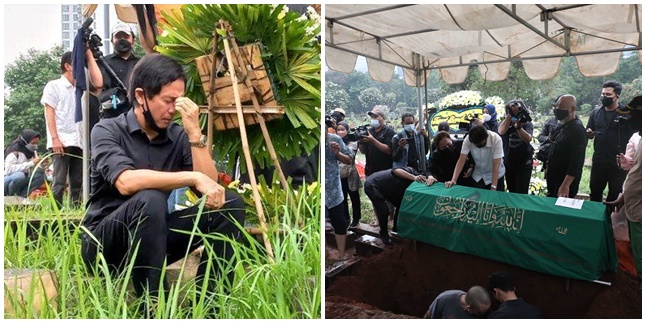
[416,53,423,129]
[82,15,90,205]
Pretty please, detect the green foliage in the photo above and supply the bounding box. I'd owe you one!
[327,52,642,119]
[4,179,321,319]
[4,46,65,145]
[357,87,383,110]
[155,4,321,171]
[324,82,349,112]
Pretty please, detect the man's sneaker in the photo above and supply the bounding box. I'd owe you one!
[349,220,360,229]
[390,230,398,237]
[380,235,394,245]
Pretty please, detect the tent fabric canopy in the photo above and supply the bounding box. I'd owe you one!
[326,4,642,85]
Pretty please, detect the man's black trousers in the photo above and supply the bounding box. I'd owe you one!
[81,189,245,298]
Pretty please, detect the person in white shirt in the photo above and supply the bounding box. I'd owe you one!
[4,129,46,198]
[445,125,506,191]
[41,51,83,209]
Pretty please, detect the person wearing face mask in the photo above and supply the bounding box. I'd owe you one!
[545,95,587,198]
[473,104,500,133]
[486,271,542,319]
[429,131,474,185]
[445,125,506,191]
[336,121,363,229]
[41,51,83,209]
[4,130,47,198]
[81,54,246,303]
[87,22,141,119]
[359,107,396,176]
[498,100,534,194]
[392,113,429,173]
[586,81,636,204]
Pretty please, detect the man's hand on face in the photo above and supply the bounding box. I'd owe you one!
[193,172,226,210]
[174,97,201,140]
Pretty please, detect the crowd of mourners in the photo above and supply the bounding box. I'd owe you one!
[325,81,642,309]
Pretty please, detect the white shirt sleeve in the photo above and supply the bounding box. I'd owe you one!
[461,135,471,155]
[4,152,34,175]
[40,81,58,108]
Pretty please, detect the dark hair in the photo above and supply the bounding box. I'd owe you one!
[60,51,72,73]
[602,80,622,96]
[433,130,451,144]
[437,121,450,132]
[468,125,488,144]
[487,271,515,292]
[401,112,415,123]
[128,53,187,107]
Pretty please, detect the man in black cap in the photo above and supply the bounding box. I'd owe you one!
[487,271,542,319]
[88,22,141,119]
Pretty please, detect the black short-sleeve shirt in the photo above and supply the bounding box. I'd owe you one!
[82,110,192,230]
[364,166,417,207]
[361,125,396,176]
[101,53,139,89]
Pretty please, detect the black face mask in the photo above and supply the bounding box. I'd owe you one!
[600,96,614,107]
[142,92,166,135]
[553,108,570,121]
[114,39,132,54]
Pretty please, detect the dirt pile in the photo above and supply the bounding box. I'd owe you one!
[326,240,641,319]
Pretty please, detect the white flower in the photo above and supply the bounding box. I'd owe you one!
[436,90,483,110]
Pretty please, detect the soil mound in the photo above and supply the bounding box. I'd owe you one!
[326,240,641,319]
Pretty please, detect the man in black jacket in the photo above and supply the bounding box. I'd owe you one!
[586,81,635,203]
[545,95,587,198]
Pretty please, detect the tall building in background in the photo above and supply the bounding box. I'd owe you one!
[61,4,85,51]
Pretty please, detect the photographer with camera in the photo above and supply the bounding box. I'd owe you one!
[498,100,534,194]
[359,107,396,176]
[392,113,429,174]
[86,22,141,119]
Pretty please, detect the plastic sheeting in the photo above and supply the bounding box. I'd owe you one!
[326,4,642,84]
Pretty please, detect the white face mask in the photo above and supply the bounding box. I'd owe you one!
[483,114,492,122]
[403,124,415,132]
[371,119,381,128]
[26,144,38,152]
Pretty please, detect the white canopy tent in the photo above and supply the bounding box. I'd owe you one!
[326,4,641,85]
[326,4,642,120]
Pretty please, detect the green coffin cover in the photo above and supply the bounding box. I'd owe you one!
[398,182,618,281]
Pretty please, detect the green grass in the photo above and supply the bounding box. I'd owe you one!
[4,183,321,319]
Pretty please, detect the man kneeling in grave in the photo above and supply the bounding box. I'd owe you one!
[80,53,246,300]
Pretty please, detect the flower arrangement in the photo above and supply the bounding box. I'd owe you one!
[529,177,547,196]
[437,90,483,110]
[484,96,506,117]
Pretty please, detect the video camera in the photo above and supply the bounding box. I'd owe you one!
[345,125,370,142]
[325,111,345,128]
[506,100,532,124]
[80,17,130,118]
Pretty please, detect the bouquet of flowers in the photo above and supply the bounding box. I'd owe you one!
[529,177,547,196]
[437,90,483,110]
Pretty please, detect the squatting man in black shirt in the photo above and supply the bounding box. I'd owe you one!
[80,54,245,303]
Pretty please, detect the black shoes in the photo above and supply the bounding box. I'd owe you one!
[380,235,394,245]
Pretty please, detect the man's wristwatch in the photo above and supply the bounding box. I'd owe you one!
[189,134,208,148]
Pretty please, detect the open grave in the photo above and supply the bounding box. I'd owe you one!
[325,228,641,319]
